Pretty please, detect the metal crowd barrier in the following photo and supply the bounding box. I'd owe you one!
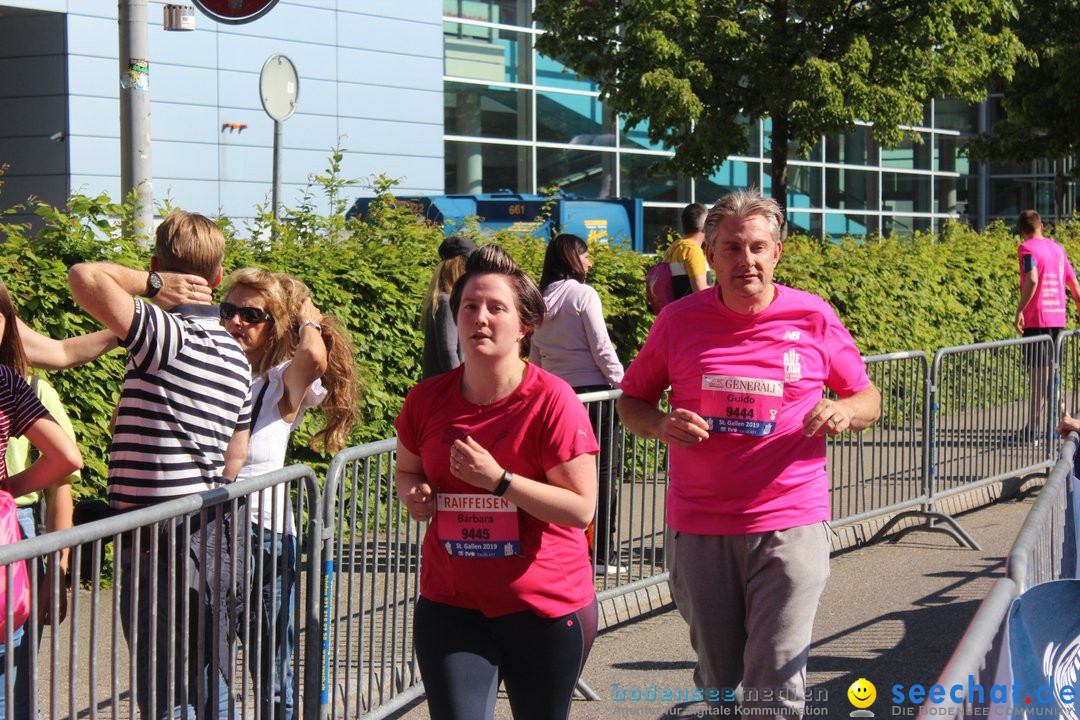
[0,465,321,720]
[921,434,1078,719]
[828,351,930,526]
[321,439,421,720]
[929,337,1055,494]
[866,338,1058,549]
[1006,435,1077,591]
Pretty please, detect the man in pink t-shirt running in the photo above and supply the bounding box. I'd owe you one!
[1015,209,1080,439]
[618,190,881,718]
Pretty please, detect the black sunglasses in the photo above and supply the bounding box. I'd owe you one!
[220,302,272,324]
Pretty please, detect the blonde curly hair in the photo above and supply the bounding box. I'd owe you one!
[223,268,360,453]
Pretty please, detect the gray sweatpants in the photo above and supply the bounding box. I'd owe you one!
[667,522,831,719]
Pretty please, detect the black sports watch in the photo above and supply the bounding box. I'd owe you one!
[493,469,512,497]
[143,271,163,298]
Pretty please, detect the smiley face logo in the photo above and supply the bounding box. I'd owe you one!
[848,678,876,709]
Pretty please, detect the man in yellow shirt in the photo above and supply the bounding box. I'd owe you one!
[664,203,711,298]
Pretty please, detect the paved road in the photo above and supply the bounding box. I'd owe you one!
[388,492,1034,720]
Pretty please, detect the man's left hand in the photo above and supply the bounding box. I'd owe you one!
[151,273,212,308]
[803,400,850,436]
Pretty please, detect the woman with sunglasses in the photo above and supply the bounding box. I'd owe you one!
[395,245,599,720]
[221,268,358,720]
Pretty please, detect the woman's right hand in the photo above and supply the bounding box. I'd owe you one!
[395,442,435,522]
[400,479,435,522]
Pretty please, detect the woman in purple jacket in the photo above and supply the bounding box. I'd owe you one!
[529,233,625,574]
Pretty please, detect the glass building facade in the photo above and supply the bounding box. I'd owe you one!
[443,1,1078,249]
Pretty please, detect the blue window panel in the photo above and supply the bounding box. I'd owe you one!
[788,213,823,237]
[341,83,441,124]
[67,56,117,99]
[535,55,596,93]
[786,166,821,209]
[150,102,221,144]
[788,212,812,232]
[337,12,442,55]
[154,140,220,181]
[67,14,117,57]
[69,136,120,176]
[152,65,219,106]
[697,160,756,202]
[337,47,442,92]
[536,89,604,144]
[824,213,868,237]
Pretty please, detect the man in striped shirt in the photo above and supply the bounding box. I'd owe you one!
[69,210,252,719]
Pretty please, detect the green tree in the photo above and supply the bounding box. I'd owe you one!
[965,0,1080,206]
[534,0,1024,212]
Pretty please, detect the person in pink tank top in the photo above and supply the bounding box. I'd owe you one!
[619,190,881,718]
[1015,209,1080,441]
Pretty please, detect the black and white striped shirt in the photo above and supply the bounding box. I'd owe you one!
[107,300,251,509]
[0,365,48,485]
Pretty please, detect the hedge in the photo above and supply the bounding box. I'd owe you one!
[0,155,1073,499]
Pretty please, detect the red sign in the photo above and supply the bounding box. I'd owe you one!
[192,0,280,24]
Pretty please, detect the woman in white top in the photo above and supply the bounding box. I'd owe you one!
[529,233,625,574]
[221,268,359,720]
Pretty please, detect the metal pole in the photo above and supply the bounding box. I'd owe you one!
[272,119,282,237]
[119,0,154,246]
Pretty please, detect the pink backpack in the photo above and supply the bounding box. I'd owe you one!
[0,489,30,638]
[646,260,674,314]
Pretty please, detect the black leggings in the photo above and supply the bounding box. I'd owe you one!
[414,596,598,720]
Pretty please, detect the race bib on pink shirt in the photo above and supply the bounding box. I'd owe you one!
[700,374,783,436]
[436,494,520,558]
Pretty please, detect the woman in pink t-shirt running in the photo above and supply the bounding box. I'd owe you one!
[395,244,600,720]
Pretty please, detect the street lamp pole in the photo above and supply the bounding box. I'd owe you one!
[119,0,154,246]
